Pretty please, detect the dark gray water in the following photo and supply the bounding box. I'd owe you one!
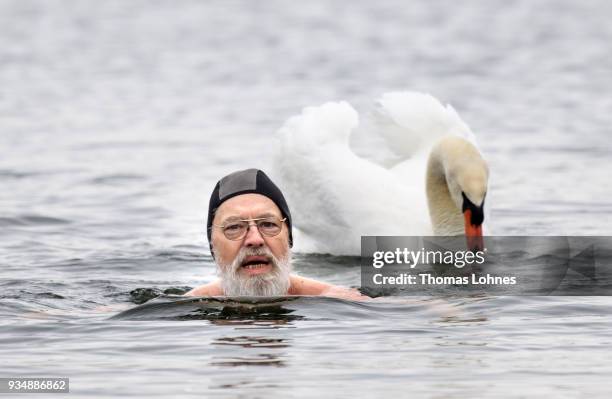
[1,0,612,397]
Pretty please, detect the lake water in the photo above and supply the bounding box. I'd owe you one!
[1,0,611,397]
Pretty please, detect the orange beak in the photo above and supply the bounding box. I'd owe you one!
[464,209,483,252]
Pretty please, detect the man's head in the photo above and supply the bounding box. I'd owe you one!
[207,169,293,296]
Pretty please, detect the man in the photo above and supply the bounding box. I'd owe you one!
[185,168,367,300]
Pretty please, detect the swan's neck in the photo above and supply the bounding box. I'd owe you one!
[425,144,464,235]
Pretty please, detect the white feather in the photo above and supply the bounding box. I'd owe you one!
[273,100,430,255]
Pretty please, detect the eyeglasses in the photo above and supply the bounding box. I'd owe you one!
[213,216,287,241]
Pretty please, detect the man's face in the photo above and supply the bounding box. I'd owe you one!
[211,193,291,296]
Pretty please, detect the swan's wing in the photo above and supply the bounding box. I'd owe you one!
[273,101,360,208]
[272,101,362,254]
[277,101,358,152]
[273,101,430,255]
[371,91,478,161]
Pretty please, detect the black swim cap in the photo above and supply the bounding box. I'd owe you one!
[207,169,293,254]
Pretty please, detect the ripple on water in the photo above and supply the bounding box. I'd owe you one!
[86,173,148,185]
[0,169,39,179]
[0,214,72,227]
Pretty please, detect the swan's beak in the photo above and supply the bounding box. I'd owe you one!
[464,210,483,251]
[462,192,485,252]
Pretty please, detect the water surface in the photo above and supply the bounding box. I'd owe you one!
[1,0,611,397]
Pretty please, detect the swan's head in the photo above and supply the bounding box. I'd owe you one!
[446,147,488,251]
[429,136,489,251]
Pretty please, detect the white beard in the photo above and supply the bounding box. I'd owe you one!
[217,247,292,297]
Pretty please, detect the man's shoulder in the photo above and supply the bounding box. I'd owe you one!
[288,274,369,300]
[184,280,223,297]
[288,274,332,295]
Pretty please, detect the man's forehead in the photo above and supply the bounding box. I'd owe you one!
[215,193,282,220]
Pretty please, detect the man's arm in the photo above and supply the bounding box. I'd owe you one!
[321,285,370,301]
[288,275,370,301]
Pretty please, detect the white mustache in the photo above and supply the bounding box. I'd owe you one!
[232,247,275,271]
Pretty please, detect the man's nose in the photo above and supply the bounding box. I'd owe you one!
[243,223,265,247]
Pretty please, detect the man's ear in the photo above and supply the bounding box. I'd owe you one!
[284,228,292,248]
[209,234,220,260]
[207,207,219,258]
[208,231,215,259]
[209,234,217,259]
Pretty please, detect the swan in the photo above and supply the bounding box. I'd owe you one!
[273,91,489,256]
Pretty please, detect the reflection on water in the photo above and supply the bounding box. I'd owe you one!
[211,329,290,369]
[210,379,286,392]
[210,353,287,367]
[213,336,290,348]
[208,319,296,329]
[111,296,306,323]
[178,304,303,323]
[437,316,489,325]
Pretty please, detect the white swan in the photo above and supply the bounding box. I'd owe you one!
[273,91,489,255]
